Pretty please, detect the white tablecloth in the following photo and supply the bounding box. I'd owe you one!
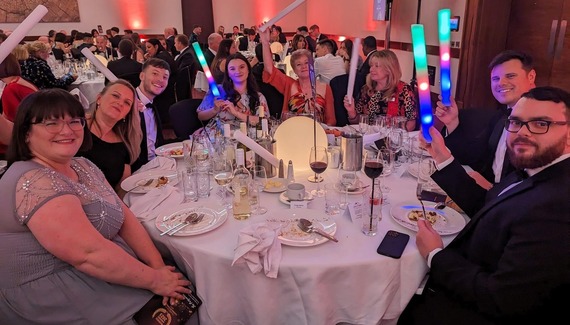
[68,77,105,107]
[126,158,463,325]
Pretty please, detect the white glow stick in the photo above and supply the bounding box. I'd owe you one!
[258,0,306,32]
[346,37,361,101]
[80,48,118,82]
[0,5,48,64]
[233,130,280,167]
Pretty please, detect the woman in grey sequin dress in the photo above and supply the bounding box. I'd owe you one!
[0,89,191,324]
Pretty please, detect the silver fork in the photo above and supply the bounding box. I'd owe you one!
[168,213,205,236]
[127,178,153,193]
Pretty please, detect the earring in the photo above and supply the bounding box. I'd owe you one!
[122,118,126,123]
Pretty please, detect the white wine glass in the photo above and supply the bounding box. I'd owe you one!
[359,115,370,134]
[251,165,268,215]
[213,157,234,209]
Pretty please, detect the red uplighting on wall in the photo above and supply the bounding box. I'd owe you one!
[118,0,147,30]
[257,1,276,25]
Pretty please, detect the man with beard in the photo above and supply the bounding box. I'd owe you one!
[436,51,536,187]
[132,58,170,171]
[398,86,570,325]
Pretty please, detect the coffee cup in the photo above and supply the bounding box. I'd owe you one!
[287,183,305,201]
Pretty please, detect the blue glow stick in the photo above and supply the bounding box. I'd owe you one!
[411,24,433,143]
[192,42,225,99]
[438,9,452,106]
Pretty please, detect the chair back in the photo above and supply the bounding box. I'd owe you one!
[168,99,203,141]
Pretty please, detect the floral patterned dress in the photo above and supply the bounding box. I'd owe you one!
[355,81,417,122]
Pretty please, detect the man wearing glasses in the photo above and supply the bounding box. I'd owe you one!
[398,86,570,325]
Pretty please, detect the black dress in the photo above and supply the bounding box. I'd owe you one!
[78,132,130,188]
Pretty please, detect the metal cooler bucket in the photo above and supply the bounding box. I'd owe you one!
[340,132,363,171]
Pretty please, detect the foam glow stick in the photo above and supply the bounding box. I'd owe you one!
[80,48,118,82]
[438,9,452,106]
[233,130,280,167]
[0,5,48,64]
[192,42,224,99]
[411,24,433,143]
[346,37,361,100]
[258,0,306,32]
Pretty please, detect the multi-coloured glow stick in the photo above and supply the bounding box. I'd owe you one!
[346,37,361,100]
[192,42,224,99]
[438,9,452,106]
[258,0,306,32]
[0,5,48,64]
[80,48,118,82]
[411,24,433,143]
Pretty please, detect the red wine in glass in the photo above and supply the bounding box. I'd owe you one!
[364,161,384,179]
[310,161,328,174]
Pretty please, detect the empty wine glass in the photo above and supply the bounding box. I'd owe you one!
[388,129,404,167]
[359,115,370,134]
[338,162,360,209]
[251,165,268,215]
[308,146,328,197]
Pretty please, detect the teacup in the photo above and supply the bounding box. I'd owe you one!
[286,183,305,201]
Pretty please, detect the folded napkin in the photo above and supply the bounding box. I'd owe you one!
[69,88,90,110]
[232,222,283,278]
[136,156,177,174]
[129,185,183,221]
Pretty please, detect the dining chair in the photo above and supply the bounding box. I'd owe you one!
[168,99,204,141]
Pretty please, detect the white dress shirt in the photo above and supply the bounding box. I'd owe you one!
[314,53,345,84]
[136,88,158,161]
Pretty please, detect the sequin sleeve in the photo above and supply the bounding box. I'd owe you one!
[14,168,76,226]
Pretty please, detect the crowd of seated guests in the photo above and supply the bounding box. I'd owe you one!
[21,41,76,90]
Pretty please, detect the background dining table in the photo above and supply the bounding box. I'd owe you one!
[125,150,466,325]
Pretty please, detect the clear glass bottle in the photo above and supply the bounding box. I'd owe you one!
[232,149,252,220]
[256,107,265,139]
[222,123,236,164]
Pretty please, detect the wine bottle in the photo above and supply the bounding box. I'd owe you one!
[256,106,265,139]
[232,149,252,220]
[223,123,235,164]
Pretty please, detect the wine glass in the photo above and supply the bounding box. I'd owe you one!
[251,165,268,215]
[359,115,370,134]
[363,151,384,235]
[213,157,234,209]
[388,129,404,167]
[338,163,359,209]
[308,146,328,197]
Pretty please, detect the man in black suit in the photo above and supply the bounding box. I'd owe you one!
[204,33,222,68]
[164,27,178,57]
[189,25,201,46]
[436,51,536,186]
[131,58,170,171]
[94,35,117,60]
[174,34,198,101]
[399,86,570,325]
[107,39,142,87]
[109,27,122,49]
[353,35,377,99]
[309,24,328,43]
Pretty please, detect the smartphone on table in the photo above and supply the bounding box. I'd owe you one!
[377,230,410,259]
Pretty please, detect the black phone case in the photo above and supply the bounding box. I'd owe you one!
[377,230,410,258]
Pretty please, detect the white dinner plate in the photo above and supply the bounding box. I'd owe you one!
[263,178,287,193]
[390,200,466,236]
[279,191,314,205]
[120,170,179,193]
[267,210,337,246]
[156,142,184,158]
[154,205,228,236]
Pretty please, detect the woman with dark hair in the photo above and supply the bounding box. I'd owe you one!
[126,32,145,62]
[197,52,269,135]
[0,53,38,158]
[289,34,307,53]
[91,28,100,38]
[337,39,363,73]
[211,38,238,84]
[77,80,142,193]
[0,89,190,323]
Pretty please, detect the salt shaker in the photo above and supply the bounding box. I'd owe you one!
[287,160,295,183]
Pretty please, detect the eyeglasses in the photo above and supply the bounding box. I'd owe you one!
[504,118,569,134]
[32,118,86,134]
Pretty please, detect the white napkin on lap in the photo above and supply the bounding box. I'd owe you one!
[136,156,176,174]
[129,185,183,221]
[232,223,283,278]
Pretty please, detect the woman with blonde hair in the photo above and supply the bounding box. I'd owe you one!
[344,49,417,131]
[11,44,29,64]
[78,79,142,193]
[21,41,76,89]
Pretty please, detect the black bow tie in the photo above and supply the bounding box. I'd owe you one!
[515,169,528,181]
[145,102,155,109]
[504,107,512,116]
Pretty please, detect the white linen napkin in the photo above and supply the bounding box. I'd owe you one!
[129,185,183,221]
[232,222,283,278]
[135,156,177,174]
